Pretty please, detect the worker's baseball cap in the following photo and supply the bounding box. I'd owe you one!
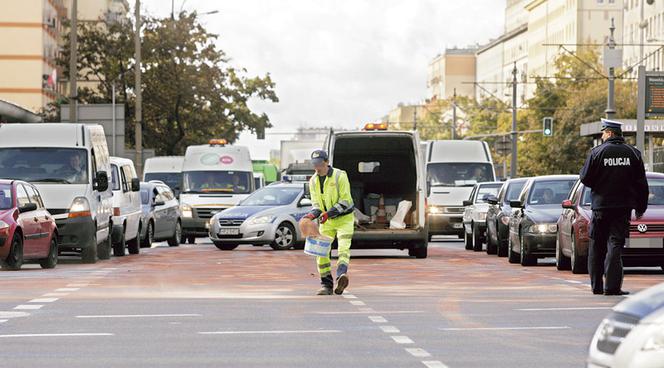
[600,118,624,131]
[311,150,329,165]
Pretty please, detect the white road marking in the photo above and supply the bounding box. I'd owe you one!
[76,314,202,319]
[102,268,118,270]
[0,320,7,323]
[14,305,43,310]
[391,336,414,344]
[342,294,358,299]
[0,311,30,319]
[358,307,375,312]
[0,333,114,338]
[439,326,571,331]
[422,361,449,368]
[316,311,423,315]
[406,348,431,358]
[380,326,400,334]
[66,284,89,287]
[42,293,68,297]
[55,288,79,292]
[369,316,388,323]
[350,300,366,306]
[29,298,58,303]
[516,307,611,311]
[566,280,583,284]
[199,330,341,335]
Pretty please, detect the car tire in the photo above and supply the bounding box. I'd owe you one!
[167,221,182,247]
[39,236,58,269]
[1,233,24,270]
[127,233,140,255]
[464,226,474,250]
[98,231,112,260]
[81,234,98,264]
[187,236,196,244]
[555,235,571,271]
[520,233,537,266]
[507,235,519,264]
[571,234,588,274]
[113,231,125,257]
[271,222,295,250]
[472,224,483,252]
[214,241,238,251]
[141,221,154,248]
[409,243,428,259]
[486,225,497,255]
[428,234,433,242]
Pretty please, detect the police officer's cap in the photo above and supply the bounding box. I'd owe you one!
[311,150,329,165]
[600,118,624,131]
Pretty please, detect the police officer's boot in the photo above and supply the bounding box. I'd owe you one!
[317,275,333,296]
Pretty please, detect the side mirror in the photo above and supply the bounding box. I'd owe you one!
[154,200,165,207]
[303,183,311,199]
[509,200,523,208]
[94,171,109,192]
[462,200,472,207]
[561,199,574,209]
[298,198,312,207]
[131,178,140,192]
[19,202,38,213]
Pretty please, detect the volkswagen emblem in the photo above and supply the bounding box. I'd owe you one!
[637,223,648,233]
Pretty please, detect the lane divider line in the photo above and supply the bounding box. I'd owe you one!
[422,361,449,368]
[199,330,342,335]
[391,336,415,344]
[406,348,432,358]
[76,314,202,319]
[14,305,43,310]
[0,333,114,338]
[369,316,388,323]
[380,326,400,333]
[55,288,79,292]
[28,298,58,303]
[439,326,571,331]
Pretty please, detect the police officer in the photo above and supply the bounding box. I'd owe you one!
[580,119,649,296]
[303,150,355,296]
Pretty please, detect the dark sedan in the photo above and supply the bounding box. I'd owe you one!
[486,178,528,256]
[508,175,578,266]
[557,172,664,275]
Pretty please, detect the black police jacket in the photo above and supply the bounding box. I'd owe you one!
[579,136,649,213]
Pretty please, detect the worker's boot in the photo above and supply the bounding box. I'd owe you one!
[334,265,349,295]
[317,275,334,296]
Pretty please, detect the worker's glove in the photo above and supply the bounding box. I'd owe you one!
[303,213,316,221]
[320,212,329,224]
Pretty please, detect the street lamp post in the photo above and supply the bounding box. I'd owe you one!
[135,0,143,176]
[69,0,78,123]
[606,19,617,120]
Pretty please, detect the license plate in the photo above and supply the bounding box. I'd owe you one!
[219,228,240,236]
[453,223,463,229]
[626,237,663,248]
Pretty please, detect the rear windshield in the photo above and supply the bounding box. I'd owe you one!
[528,180,576,205]
[475,184,502,203]
[145,172,182,192]
[648,178,664,205]
[504,181,526,203]
[0,184,12,209]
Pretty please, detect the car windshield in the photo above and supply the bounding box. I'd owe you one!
[0,148,88,184]
[0,184,12,209]
[182,171,252,194]
[427,163,495,187]
[144,172,182,192]
[475,184,502,203]
[648,178,664,205]
[241,187,301,206]
[504,181,526,203]
[528,180,576,205]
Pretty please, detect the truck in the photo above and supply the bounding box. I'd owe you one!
[252,160,280,186]
[280,140,323,176]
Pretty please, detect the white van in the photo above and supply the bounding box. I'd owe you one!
[180,139,254,243]
[325,125,429,258]
[0,123,113,263]
[143,156,183,196]
[425,140,496,240]
[110,157,142,256]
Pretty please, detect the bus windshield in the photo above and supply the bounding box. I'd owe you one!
[182,171,252,194]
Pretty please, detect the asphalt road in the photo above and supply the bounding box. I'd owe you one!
[0,237,662,368]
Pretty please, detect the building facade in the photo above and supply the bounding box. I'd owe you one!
[427,48,477,101]
[623,0,664,74]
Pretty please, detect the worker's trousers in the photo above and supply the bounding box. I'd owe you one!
[317,215,354,288]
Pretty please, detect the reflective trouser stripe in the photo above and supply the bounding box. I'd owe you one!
[316,219,353,277]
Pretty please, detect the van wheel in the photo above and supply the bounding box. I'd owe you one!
[214,242,238,251]
[472,224,483,252]
[507,237,519,264]
[127,235,140,255]
[113,231,125,257]
[520,234,537,266]
[271,223,295,250]
[98,230,112,260]
[464,227,474,250]
[40,237,58,269]
[1,233,24,270]
[187,236,196,244]
[141,221,154,248]
[556,236,571,270]
[570,235,588,274]
[408,244,428,259]
[81,234,98,264]
[167,221,182,247]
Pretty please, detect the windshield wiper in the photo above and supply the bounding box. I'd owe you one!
[32,178,72,184]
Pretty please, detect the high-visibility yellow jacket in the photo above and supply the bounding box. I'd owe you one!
[308,166,354,222]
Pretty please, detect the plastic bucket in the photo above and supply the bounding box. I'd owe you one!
[304,235,333,257]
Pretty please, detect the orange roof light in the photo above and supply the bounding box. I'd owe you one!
[209,139,227,146]
[364,122,388,131]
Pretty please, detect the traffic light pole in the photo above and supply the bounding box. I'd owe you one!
[510,63,518,178]
[605,19,616,120]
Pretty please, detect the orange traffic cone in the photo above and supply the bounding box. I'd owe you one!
[376,195,387,224]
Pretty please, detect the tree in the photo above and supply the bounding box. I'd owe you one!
[57,12,278,155]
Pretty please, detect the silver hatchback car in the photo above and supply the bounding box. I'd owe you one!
[208,182,312,251]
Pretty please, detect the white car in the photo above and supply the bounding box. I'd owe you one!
[110,157,142,256]
[462,182,503,252]
[588,282,664,368]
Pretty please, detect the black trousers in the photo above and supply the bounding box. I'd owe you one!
[589,208,631,293]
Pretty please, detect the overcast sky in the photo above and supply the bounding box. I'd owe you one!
[142,0,506,159]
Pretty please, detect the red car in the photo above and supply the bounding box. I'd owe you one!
[556,172,664,274]
[0,180,58,270]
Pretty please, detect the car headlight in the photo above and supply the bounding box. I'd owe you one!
[0,220,9,231]
[642,325,664,351]
[180,203,193,218]
[472,212,487,222]
[528,223,557,233]
[500,215,510,225]
[428,206,442,214]
[68,197,91,218]
[248,215,275,225]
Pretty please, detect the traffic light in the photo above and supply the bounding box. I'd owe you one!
[543,117,553,137]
